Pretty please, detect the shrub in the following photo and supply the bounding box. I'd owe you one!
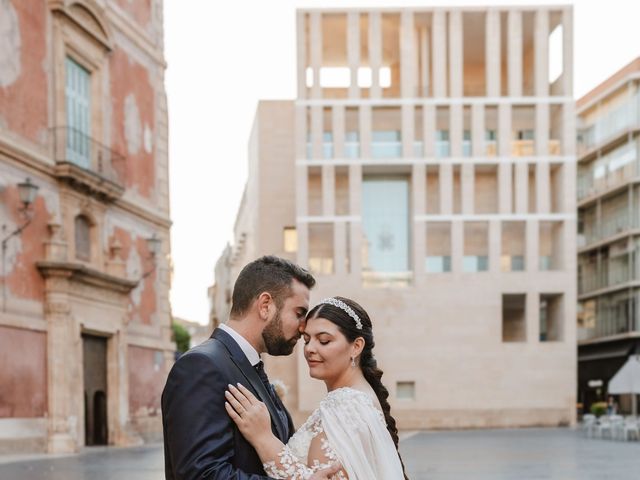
[172,322,191,354]
[590,401,607,417]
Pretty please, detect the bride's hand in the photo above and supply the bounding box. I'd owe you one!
[225,383,272,445]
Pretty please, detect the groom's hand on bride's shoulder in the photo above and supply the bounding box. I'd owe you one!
[309,463,341,479]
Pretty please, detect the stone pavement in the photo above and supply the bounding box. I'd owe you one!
[402,428,640,479]
[1,428,639,479]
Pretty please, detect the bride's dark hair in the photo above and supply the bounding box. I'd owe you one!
[306,296,410,480]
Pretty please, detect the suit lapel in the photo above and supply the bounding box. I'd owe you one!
[211,328,287,441]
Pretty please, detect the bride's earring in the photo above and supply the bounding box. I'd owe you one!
[351,357,356,367]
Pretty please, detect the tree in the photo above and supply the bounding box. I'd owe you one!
[172,321,191,354]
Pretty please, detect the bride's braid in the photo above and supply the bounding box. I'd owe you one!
[307,297,410,480]
[359,345,409,480]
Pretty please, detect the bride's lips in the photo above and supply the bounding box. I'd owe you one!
[307,359,322,366]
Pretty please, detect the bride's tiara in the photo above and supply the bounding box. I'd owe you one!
[318,297,363,330]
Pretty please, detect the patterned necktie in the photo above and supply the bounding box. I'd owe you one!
[254,360,289,439]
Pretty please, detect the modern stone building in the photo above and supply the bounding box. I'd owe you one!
[576,57,640,413]
[212,5,577,429]
[0,0,173,453]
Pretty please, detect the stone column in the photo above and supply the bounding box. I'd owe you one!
[420,28,430,97]
[489,219,501,273]
[332,105,345,158]
[311,105,323,159]
[514,163,529,214]
[296,162,309,266]
[536,103,550,214]
[498,103,512,213]
[369,11,382,98]
[486,9,501,97]
[45,272,79,453]
[423,104,436,157]
[526,219,539,273]
[451,219,464,273]
[448,10,463,98]
[562,7,574,97]
[432,10,447,98]
[334,221,347,275]
[347,11,360,99]
[471,103,485,157]
[360,104,372,158]
[322,165,335,216]
[310,11,322,99]
[109,329,143,447]
[401,9,415,98]
[296,11,307,99]
[349,164,362,275]
[413,164,426,282]
[534,9,549,97]
[440,163,453,214]
[508,10,523,97]
[402,104,414,158]
[526,290,539,343]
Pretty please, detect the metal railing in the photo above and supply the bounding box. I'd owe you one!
[578,255,634,295]
[51,127,126,186]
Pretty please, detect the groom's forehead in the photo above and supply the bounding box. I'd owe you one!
[288,279,310,303]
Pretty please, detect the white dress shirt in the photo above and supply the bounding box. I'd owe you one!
[219,323,261,367]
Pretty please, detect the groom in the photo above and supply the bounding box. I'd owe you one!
[162,255,339,479]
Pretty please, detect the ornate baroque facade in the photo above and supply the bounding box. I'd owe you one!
[0,0,172,453]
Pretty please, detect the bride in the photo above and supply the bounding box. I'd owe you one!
[225,296,409,479]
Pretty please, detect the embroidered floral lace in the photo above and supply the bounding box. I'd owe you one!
[263,388,387,480]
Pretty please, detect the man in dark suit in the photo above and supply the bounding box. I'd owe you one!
[162,256,339,479]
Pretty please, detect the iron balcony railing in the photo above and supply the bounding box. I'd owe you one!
[51,127,126,187]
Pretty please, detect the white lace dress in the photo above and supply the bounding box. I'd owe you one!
[263,387,405,480]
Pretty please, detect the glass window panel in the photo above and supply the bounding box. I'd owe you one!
[362,178,409,274]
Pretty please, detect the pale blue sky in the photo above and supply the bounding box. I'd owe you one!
[165,0,640,324]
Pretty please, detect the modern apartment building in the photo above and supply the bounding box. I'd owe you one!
[576,58,640,413]
[213,5,577,429]
[0,1,173,452]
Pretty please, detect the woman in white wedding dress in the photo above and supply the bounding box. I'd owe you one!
[225,296,409,480]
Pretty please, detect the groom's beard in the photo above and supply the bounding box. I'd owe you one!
[262,308,299,356]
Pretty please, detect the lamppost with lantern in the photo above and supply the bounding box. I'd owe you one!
[2,178,40,311]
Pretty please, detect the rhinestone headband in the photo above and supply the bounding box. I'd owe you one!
[318,297,363,330]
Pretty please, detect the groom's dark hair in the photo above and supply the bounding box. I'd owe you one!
[230,255,315,317]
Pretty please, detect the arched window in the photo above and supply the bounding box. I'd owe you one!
[75,215,91,261]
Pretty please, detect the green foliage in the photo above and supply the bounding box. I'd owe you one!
[172,321,191,353]
[590,401,607,417]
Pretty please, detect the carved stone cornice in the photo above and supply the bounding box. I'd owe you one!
[37,261,138,294]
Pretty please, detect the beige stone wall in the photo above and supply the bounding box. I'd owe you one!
[216,5,577,430]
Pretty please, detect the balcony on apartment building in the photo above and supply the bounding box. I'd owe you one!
[579,190,640,248]
[51,127,126,201]
[578,243,638,297]
[578,92,640,157]
[577,141,639,202]
[579,291,639,341]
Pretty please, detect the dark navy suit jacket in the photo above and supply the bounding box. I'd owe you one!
[162,328,294,479]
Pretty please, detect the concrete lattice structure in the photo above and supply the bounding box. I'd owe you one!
[212,5,577,429]
[576,58,640,413]
[0,0,173,453]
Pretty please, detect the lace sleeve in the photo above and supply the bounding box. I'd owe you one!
[263,415,347,480]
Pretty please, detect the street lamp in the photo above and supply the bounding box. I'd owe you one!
[17,178,39,208]
[141,233,161,279]
[2,178,39,311]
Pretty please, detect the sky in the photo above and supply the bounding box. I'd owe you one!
[165,0,640,324]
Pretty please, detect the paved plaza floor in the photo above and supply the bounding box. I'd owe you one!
[0,428,638,479]
[402,428,640,479]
